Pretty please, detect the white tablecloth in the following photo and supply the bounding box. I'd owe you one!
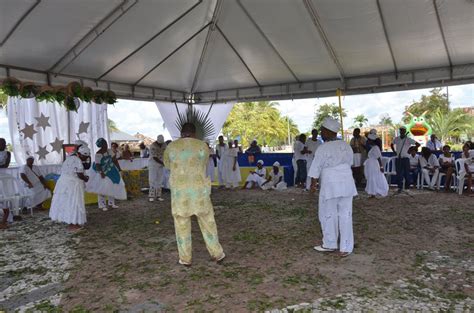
[0,165,62,179]
[118,158,148,171]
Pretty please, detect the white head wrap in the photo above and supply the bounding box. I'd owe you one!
[78,146,91,156]
[321,117,341,133]
[257,160,264,165]
[273,161,280,167]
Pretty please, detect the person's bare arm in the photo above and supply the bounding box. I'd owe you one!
[77,172,89,182]
[390,143,396,153]
[0,152,10,168]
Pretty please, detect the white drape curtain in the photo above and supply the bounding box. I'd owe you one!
[155,101,235,140]
[7,97,109,165]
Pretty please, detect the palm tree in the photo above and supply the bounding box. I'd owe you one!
[429,108,473,143]
[353,114,368,128]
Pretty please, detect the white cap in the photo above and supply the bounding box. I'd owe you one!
[257,160,264,165]
[78,146,91,156]
[157,135,164,143]
[368,133,377,140]
[273,161,280,167]
[321,117,341,133]
[369,128,377,135]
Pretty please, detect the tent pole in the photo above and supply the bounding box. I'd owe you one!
[337,89,344,138]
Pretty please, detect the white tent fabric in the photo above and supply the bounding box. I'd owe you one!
[8,97,109,165]
[0,0,473,103]
[156,101,234,140]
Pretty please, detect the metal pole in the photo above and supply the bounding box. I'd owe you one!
[336,89,344,137]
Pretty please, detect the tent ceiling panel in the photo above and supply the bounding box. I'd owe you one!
[97,1,213,86]
[312,0,394,76]
[0,0,473,103]
[379,0,450,71]
[236,0,340,82]
[0,0,121,70]
[437,0,474,65]
[63,0,204,80]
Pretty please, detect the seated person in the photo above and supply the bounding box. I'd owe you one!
[111,142,122,160]
[242,160,266,189]
[461,143,474,195]
[20,156,52,209]
[438,145,455,192]
[261,162,287,190]
[0,138,11,168]
[245,140,262,154]
[407,146,420,188]
[121,144,133,160]
[419,147,440,190]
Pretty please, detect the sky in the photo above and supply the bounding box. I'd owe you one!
[0,84,472,143]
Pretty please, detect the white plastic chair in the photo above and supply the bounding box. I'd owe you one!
[384,157,398,186]
[455,159,466,195]
[0,174,33,217]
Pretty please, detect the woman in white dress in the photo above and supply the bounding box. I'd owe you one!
[206,142,216,182]
[49,146,90,230]
[460,143,474,195]
[223,141,241,189]
[364,134,389,197]
[20,156,52,209]
[86,138,127,211]
[243,160,266,189]
[261,162,287,190]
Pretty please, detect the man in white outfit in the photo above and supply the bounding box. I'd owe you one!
[148,135,167,202]
[215,135,227,188]
[309,117,358,257]
[305,129,323,190]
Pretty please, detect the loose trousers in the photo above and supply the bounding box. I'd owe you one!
[173,211,224,263]
[422,168,439,188]
[149,165,164,198]
[318,196,354,253]
[98,195,115,208]
[217,159,225,186]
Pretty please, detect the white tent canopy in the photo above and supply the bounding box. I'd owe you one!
[1,0,473,104]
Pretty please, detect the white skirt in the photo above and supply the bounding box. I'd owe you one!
[85,170,127,200]
[50,175,86,225]
[353,153,362,167]
[246,173,266,186]
[364,158,389,197]
[25,183,52,207]
[223,158,241,184]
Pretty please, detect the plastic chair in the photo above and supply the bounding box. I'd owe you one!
[0,174,33,216]
[455,159,466,195]
[437,168,455,191]
[384,157,398,186]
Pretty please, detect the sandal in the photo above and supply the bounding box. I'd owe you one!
[335,251,351,258]
[215,253,226,264]
[314,245,336,252]
[178,259,192,267]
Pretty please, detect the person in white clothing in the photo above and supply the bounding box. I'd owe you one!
[261,162,287,190]
[391,126,420,192]
[438,145,455,192]
[0,138,11,168]
[309,117,357,257]
[305,129,323,190]
[407,146,420,188]
[243,160,266,189]
[86,138,127,211]
[111,142,122,160]
[223,141,241,188]
[426,134,442,152]
[419,147,440,190]
[294,134,308,187]
[460,143,474,195]
[350,128,367,188]
[139,142,150,158]
[148,135,167,202]
[215,135,228,188]
[20,156,52,209]
[206,142,216,182]
[364,133,389,197]
[49,146,90,231]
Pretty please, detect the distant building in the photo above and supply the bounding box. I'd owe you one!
[344,125,394,151]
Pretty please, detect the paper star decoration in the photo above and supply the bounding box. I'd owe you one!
[35,113,51,130]
[50,137,64,153]
[36,145,49,160]
[78,122,90,135]
[20,123,38,140]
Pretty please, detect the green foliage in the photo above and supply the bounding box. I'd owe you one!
[403,88,449,123]
[429,108,473,142]
[312,103,347,130]
[353,114,368,128]
[222,101,299,147]
[0,90,7,108]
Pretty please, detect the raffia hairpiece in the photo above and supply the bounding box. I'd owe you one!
[175,106,215,141]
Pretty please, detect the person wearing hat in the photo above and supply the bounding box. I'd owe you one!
[309,117,357,257]
[148,135,167,202]
[364,133,389,197]
[261,162,287,190]
[49,146,91,231]
[74,140,91,169]
[20,156,52,210]
[390,126,420,193]
[86,138,127,210]
[350,128,367,188]
[242,160,267,189]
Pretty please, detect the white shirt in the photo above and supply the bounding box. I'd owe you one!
[308,140,357,201]
[393,136,417,158]
[294,141,306,161]
[61,155,84,176]
[269,170,283,184]
[20,165,43,186]
[149,142,166,167]
[216,144,227,161]
[408,154,420,168]
[438,155,454,166]
[462,150,474,171]
[305,138,322,162]
[420,154,440,169]
[426,139,442,151]
[254,167,266,177]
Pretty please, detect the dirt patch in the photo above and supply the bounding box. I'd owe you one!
[23,188,474,311]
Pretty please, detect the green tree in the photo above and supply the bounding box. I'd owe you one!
[353,114,368,128]
[222,101,299,147]
[0,90,7,109]
[429,108,473,143]
[403,88,449,123]
[379,113,393,126]
[312,103,347,129]
[108,119,120,132]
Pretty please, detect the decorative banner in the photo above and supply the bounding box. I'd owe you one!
[7,97,109,165]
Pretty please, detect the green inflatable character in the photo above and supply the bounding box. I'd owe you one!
[404,111,432,137]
